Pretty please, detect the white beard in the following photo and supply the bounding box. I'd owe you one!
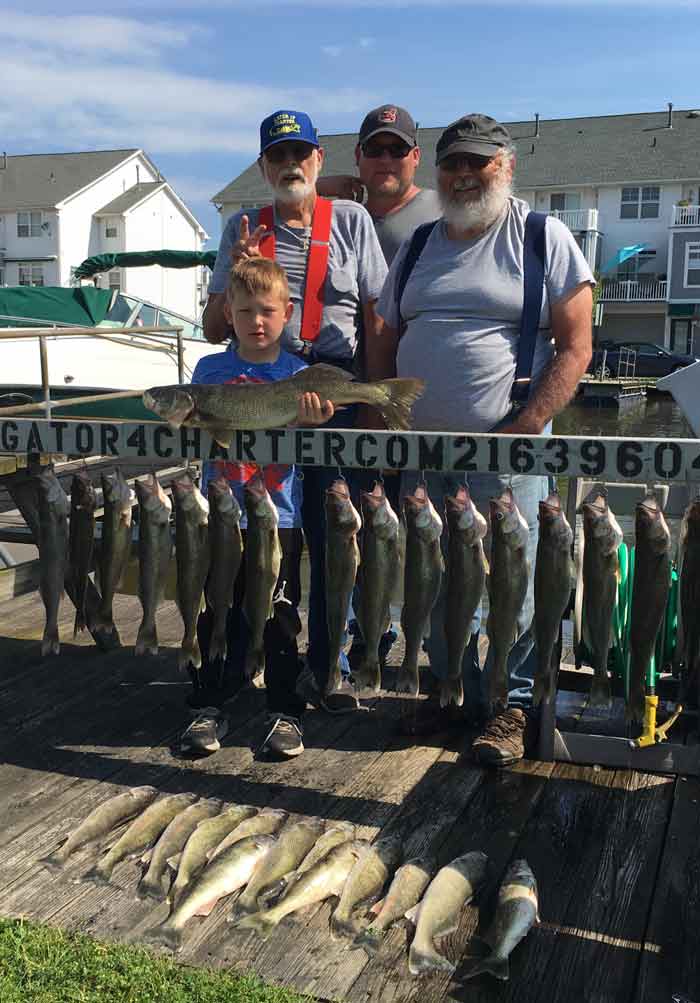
[438,173,512,231]
[268,178,315,204]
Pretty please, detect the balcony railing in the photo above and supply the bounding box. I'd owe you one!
[599,279,668,302]
[548,208,599,231]
[672,205,700,226]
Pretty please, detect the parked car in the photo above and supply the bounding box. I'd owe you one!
[589,341,699,378]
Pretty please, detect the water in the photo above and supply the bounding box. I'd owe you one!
[554,394,695,439]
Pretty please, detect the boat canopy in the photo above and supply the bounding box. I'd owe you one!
[73,249,217,279]
[0,286,113,327]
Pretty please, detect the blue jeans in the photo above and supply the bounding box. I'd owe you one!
[402,470,549,718]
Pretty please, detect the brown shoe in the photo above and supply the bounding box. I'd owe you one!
[472,708,526,767]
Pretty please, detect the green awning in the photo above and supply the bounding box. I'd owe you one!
[74,249,217,279]
[669,304,697,316]
[0,286,113,327]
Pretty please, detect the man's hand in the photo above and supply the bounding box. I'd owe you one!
[316,175,365,203]
[231,214,268,264]
[295,392,335,426]
[496,413,547,436]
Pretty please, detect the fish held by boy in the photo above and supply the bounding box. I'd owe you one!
[143,364,425,445]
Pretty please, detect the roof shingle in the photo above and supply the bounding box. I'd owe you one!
[0,149,140,210]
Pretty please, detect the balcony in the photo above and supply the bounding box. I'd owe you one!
[672,205,700,226]
[548,208,599,231]
[599,278,668,302]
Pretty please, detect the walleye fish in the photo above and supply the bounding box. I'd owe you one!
[581,491,623,708]
[148,834,275,951]
[462,858,539,982]
[134,474,172,657]
[407,850,489,976]
[167,804,258,909]
[259,821,358,904]
[84,792,197,885]
[206,476,243,663]
[442,486,487,708]
[39,786,158,871]
[354,855,436,956]
[237,839,364,941]
[229,818,325,921]
[144,364,425,443]
[397,485,444,696]
[533,493,573,706]
[243,470,282,682]
[172,473,210,670]
[678,498,700,701]
[96,468,134,639]
[487,488,530,712]
[325,479,361,695]
[353,482,401,693]
[69,470,96,637]
[330,834,403,940]
[35,468,70,656]
[208,808,287,862]
[628,495,672,723]
[138,799,222,902]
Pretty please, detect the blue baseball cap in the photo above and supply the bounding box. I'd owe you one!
[260,110,319,155]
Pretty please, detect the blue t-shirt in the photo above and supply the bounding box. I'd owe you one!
[192,345,306,528]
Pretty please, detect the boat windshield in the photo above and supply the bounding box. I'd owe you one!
[99,294,203,339]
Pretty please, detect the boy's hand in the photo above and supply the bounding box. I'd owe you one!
[231,214,267,264]
[296,392,335,426]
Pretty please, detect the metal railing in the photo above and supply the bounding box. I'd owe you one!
[599,279,668,302]
[591,346,637,380]
[548,208,600,231]
[672,205,700,226]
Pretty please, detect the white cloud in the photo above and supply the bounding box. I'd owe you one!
[321,44,344,56]
[3,13,376,157]
[359,36,376,47]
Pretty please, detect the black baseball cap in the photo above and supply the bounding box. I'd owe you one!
[359,105,417,147]
[435,114,511,164]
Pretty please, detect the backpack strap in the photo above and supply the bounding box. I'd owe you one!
[511,211,548,406]
[396,219,439,328]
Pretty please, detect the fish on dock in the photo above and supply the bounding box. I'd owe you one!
[134,473,172,657]
[330,834,403,941]
[35,468,70,656]
[533,493,573,706]
[208,808,287,862]
[354,854,436,956]
[242,470,282,683]
[325,478,361,695]
[68,470,96,637]
[143,364,425,444]
[172,473,210,671]
[137,799,222,902]
[259,821,358,905]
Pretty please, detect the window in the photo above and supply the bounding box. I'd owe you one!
[17,211,42,237]
[620,186,660,219]
[618,249,656,279]
[550,193,581,212]
[685,243,700,288]
[105,224,118,238]
[0,268,4,287]
[18,263,44,286]
[108,270,121,290]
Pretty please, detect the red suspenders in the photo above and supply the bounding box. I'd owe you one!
[257,197,332,345]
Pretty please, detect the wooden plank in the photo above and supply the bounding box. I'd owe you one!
[634,775,700,1003]
[499,770,673,1003]
[0,558,41,602]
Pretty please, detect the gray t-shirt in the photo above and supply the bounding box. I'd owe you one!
[377,197,595,432]
[209,200,387,361]
[370,188,442,265]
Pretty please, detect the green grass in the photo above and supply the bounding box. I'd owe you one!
[0,918,313,1003]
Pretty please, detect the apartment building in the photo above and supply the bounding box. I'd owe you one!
[0,149,208,322]
[212,105,700,351]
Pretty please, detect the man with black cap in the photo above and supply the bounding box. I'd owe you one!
[372,113,594,766]
[203,109,388,717]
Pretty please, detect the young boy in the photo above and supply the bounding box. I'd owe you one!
[181,258,333,760]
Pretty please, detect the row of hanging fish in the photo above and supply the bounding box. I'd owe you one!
[31,465,279,674]
[40,785,538,980]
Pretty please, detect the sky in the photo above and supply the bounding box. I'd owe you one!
[2,1,699,247]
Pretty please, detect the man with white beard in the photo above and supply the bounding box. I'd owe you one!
[371,114,594,765]
[204,110,387,716]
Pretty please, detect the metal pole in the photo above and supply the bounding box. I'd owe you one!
[176,327,185,383]
[38,335,51,420]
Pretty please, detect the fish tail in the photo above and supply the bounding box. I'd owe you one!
[145,920,183,952]
[589,672,612,709]
[395,661,420,696]
[330,911,360,941]
[354,926,382,956]
[179,635,201,671]
[324,661,343,696]
[462,953,510,982]
[137,876,164,901]
[244,647,265,684]
[208,627,228,665]
[370,378,424,431]
[39,852,66,872]
[408,942,456,976]
[81,861,113,886]
[351,658,381,694]
[73,608,87,638]
[236,911,277,941]
[439,676,464,708]
[226,899,257,925]
[257,877,288,905]
[135,620,159,657]
[41,628,60,657]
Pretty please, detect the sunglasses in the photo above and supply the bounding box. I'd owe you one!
[439,152,495,172]
[264,142,315,164]
[361,141,412,159]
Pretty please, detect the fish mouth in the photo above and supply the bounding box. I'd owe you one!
[142,390,159,413]
[327,479,350,500]
[244,468,266,497]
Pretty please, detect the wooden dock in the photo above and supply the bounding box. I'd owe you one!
[1,590,699,1003]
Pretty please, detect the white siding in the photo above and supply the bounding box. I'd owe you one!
[596,183,682,275]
